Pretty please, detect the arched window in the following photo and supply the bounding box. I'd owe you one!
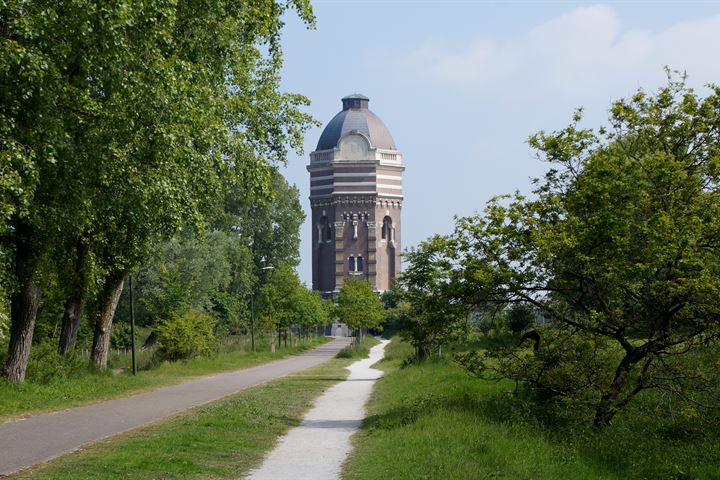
[348,256,355,272]
[357,256,363,272]
[318,216,332,244]
[382,216,392,241]
[324,219,332,242]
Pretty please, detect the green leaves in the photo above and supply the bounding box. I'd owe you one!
[335,279,384,332]
[1,0,317,378]
[400,72,720,426]
[259,264,326,331]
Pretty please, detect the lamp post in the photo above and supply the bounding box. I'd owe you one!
[250,295,255,353]
[129,275,137,376]
[251,265,274,353]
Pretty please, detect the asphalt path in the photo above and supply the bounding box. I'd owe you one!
[0,337,352,476]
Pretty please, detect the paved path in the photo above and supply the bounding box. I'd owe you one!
[0,337,352,476]
[247,339,390,480]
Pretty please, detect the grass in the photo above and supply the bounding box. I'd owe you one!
[343,338,720,480]
[13,354,356,479]
[0,335,328,421]
[335,335,380,359]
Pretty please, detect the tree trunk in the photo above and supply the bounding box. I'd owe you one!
[4,221,41,383]
[593,350,642,429]
[90,271,127,369]
[59,236,92,353]
[5,277,40,383]
[59,295,85,353]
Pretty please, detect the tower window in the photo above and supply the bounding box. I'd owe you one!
[357,256,363,272]
[349,256,355,272]
[382,216,392,241]
[324,220,332,242]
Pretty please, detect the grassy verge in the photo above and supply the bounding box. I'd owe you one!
[0,336,328,421]
[335,335,380,359]
[13,355,354,479]
[343,338,720,480]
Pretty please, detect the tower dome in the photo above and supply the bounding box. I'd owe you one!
[316,94,396,151]
[308,94,404,297]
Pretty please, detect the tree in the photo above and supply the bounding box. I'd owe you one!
[449,73,720,428]
[222,168,306,271]
[335,279,384,343]
[1,1,316,379]
[295,289,329,332]
[505,303,535,334]
[258,264,303,347]
[396,237,467,359]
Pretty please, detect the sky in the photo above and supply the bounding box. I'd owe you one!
[276,0,720,285]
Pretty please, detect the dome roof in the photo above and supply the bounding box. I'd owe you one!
[316,94,396,151]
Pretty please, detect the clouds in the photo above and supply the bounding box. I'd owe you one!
[405,5,720,97]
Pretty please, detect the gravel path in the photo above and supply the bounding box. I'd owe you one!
[246,339,390,480]
[0,337,352,476]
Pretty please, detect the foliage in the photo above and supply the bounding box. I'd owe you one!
[135,229,253,329]
[25,342,87,385]
[221,169,307,271]
[505,303,535,333]
[343,338,720,480]
[335,279,384,338]
[394,238,468,359]
[380,288,411,338]
[446,73,720,428]
[156,309,217,362]
[110,322,134,350]
[1,0,316,380]
[258,264,327,335]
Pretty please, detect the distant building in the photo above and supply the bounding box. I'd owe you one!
[308,94,404,297]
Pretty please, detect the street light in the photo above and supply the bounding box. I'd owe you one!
[129,275,137,375]
[251,265,274,353]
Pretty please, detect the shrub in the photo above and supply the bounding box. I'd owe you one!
[335,346,354,359]
[26,342,87,384]
[156,309,217,361]
[111,321,133,349]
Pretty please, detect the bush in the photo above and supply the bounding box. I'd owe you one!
[111,321,134,349]
[156,309,217,361]
[26,342,87,384]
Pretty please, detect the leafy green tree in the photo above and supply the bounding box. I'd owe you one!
[505,303,535,334]
[258,264,302,344]
[1,1,316,379]
[130,228,255,336]
[295,288,331,335]
[156,309,217,362]
[396,237,467,359]
[449,73,720,428]
[223,168,306,271]
[335,279,384,343]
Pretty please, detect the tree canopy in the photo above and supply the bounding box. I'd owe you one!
[1,0,316,381]
[397,73,720,428]
[335,279,384,340]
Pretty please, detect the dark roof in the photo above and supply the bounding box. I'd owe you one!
[316,95,396,151]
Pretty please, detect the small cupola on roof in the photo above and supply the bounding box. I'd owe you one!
[316,94,396,151]
[342,94,370,110]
